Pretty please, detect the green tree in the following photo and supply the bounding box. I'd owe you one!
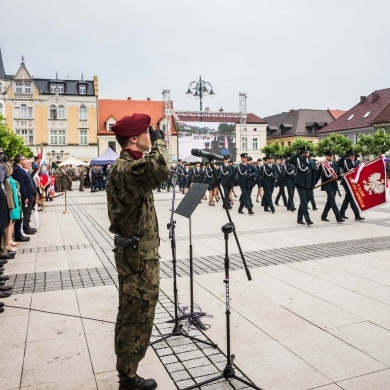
[356,128,390,157]
[261,141,281,157]
[0,114,33,158]
[286,138,317,156]
[218,123,235,135]
[316,133,353,157]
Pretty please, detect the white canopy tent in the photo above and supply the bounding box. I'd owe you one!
[59,157,89,167]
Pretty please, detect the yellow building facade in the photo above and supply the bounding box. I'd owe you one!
[0,52,98,161]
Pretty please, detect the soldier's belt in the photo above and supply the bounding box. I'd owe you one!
[114,235,159,251]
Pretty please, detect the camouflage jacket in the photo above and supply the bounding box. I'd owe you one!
[107,139,170,248]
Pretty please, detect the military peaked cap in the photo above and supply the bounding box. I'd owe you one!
[324,150,334,156]
[240,152,248,158]
[345,150,355,156]
[300,146,310,153]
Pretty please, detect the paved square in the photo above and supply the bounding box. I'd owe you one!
[2,184,390,389]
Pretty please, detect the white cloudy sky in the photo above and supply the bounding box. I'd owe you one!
[1,0,389,116]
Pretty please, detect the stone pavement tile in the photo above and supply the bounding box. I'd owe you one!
[280,329,387,382]
[230,267,278,286]
[0,342,25,389]
[322,290,390,320]
[35,251,69,272]
[371,316,390,331]
[86,330,115,374]
[2,293,32,317]
[20,378,97,389]
[346,252,390,267]
[336,369,390,390]
[287,260,340,276]
[66,248,102,269]
[27,311,84,342]
[259,264,349,299]
[252,281,364,329]
[235,339,331,390]
[373,263,390,272]
[359,286,390,305]
[3,261,36,275]
[9,252,37,264]
[21,335,95,386]
[0,314,29,346]
[328,322,390,365]
[319,272,383,291]
[312,385,343,390]
[31,289,80,316]
[229,234,274,252]
[265,231,318,247]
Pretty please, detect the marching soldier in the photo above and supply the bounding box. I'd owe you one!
[285,154,296,211]
[315,150,344,223]
[288,146,316,225]
[255,158,263,203]
[220,155,233,209]
[275,156,288,207]
[204,162,217,206]
[191,161,203,184]
[79,166,85,192]
[180,162,190,194]
[237,153,254,215]
[338,150,365,221]
[260,155,278,213]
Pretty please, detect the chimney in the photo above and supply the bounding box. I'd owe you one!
[147,97,150,101]
[205,107,210,112]
[372,92,379,103]
[127,97,132,100]
[360,96,366,103]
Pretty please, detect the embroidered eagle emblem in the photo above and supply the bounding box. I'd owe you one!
[363,173,385,195]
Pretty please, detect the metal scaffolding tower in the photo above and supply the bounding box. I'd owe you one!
[239,92,247,154]
[162,89,172,156]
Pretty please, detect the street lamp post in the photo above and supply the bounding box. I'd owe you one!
[186,76,215,113]
[51,149,64,162]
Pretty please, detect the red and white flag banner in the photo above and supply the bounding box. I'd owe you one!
[344,156,390,213]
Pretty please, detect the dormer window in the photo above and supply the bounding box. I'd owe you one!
[106,116,116,131]
[50,83,64,94]
[79,85,86,94]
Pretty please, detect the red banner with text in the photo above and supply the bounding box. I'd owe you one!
[344,157,389,212]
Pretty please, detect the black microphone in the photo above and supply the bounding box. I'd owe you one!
[191,149,225,161]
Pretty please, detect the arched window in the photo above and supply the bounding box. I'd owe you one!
[50,104,57,119]
[58,105,65,119]
[79,105,87,120]
[21,104,28,119]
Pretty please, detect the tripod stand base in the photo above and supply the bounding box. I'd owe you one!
[150,324,217,348]
[183,354,263,390]
[166,311,208,331]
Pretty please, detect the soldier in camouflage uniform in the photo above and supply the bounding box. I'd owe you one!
[107,113,170,390]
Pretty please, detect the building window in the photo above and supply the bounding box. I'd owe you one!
[108,123,114,131]
[347,114,355,121]
[0,82,2,93]
[21,104,28,119]
[50,85,57,93]
[253,128,257,131]
[108,141,116,152]
[15,83,22,93]
[79,130,88,145]
[79,85,86,94]
[50,105,57,119]
[253,138,258,150]
[58,105,65,119]
[57,84,64,93]
[363,111,371,118]
[355,134,360,143]
[0,103,2,116]
[288,142,291,146]
[50,130,66,145]
[16,129,34,145]
[50,84,64,93]
[25,83,32,93]
[242,137,247,149]
[79,105,87,120]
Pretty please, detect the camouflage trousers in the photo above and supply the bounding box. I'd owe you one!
[114,247,160,377]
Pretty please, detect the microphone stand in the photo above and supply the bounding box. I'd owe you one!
[183,158,262,390]
[150,173,217,348]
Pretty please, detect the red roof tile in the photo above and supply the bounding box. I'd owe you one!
[328,109,346,120]
[318,88,390,133]
[98,99,177,135]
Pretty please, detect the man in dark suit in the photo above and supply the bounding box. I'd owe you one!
[12,155,36,241]
[237,153,254,215]
[288,146,316,225]
[260,155,278,213]
[315,150,344,223]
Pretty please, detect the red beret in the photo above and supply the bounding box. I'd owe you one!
[111,113,151,137]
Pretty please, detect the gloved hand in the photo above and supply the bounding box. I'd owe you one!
[149,126,164,142]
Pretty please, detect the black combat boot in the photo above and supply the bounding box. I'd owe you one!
[118,372,137,390]
[136,374,157,390]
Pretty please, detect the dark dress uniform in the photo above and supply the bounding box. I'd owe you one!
[237,162,254,214]
[204,165,216,191]
[191,165,203,184]
[315,159,344,222]
[338,153,364,220]
[275,163,287,207]
[220,162,233,209]
[285,162,296,211]
[260,162,278,212]
[288,151,316,224]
